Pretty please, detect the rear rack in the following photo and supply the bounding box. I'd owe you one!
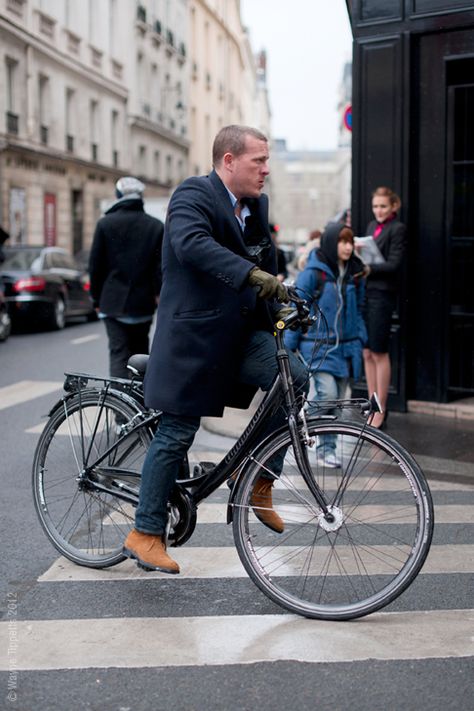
[63,372,141,393]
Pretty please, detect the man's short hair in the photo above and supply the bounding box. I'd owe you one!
[212,125,268,166]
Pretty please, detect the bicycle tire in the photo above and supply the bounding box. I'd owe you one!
[32,389,153,568]
[232,420,434,620]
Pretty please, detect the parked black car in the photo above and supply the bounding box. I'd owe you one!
[1,246,95,330]
[0,277,11,342]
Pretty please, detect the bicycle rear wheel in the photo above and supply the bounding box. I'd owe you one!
[32,389,153,568]
[232,420,434,620]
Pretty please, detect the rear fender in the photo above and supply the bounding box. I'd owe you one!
[47,386,145,418]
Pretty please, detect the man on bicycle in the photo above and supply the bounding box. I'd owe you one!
[123,125,307,573]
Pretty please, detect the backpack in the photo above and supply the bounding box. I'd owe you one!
[313,268,327,303]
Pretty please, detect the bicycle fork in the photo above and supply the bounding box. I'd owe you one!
[275,328,332,518]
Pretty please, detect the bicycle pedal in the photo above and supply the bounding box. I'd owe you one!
[192,461,215,477]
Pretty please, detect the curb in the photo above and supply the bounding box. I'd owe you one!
[408,398,474,421]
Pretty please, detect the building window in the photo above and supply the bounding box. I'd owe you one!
[111,110,119,167]
[38,11,55,40]
[91,47,103,70]
[166,154,172,185]
[6,57,17,111]
[139,145,147,175]
[6,0,25,19]
[111,60,123,80]
[154,150,161,181]
[66,31,81,55]
[90,100,99,162]
[65,88,75,151]
[5,57,19,134]
[39,74,49,145]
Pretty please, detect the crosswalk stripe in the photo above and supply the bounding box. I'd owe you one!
[38,543,474,582]
[415,454,474,478]
[0,609,472,671]
[196,503,471,524]
[106,502,473,527]
[0,380,62,410]
[70,334,101,345]
[25,422,48,434]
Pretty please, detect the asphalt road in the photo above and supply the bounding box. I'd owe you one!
[0,319,472,711]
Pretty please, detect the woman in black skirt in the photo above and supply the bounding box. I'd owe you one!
[362,187,406,428]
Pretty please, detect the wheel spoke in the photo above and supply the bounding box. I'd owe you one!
[32,391,151,567]
[233,420,433,620]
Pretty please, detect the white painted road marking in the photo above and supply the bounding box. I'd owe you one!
[39,543,474,582]
[0,609,472,671]
[70,334,101,345]
[0,381,62,410]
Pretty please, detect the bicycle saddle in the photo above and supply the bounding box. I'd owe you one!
[127,354,149,378]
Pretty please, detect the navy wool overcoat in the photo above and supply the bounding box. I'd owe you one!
[143,170,277,417]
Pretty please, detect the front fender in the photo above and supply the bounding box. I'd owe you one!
[225,414,339,523]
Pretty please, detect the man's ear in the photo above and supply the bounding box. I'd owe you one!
[222,152,234,171]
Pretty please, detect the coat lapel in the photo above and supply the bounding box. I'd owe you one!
[208,170,247,248]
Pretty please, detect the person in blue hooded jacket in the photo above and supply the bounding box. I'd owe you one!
[285,223,368,467]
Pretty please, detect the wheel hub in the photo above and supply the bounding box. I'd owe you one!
[318,505,344,532]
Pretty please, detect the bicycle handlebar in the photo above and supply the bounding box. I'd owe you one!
[275,285,316,332]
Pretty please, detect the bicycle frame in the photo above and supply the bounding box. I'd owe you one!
[69,328,333,517]
[62,298,377,524]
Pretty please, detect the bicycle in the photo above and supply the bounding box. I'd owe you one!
[32,288,434,620]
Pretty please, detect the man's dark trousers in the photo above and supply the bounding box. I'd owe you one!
[104,317,152,379]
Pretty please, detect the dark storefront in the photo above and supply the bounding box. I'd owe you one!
[347,1,474,408]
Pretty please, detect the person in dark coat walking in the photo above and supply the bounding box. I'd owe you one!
[123,125,308,574]
[89,177,164,379]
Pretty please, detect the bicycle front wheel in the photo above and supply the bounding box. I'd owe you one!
[232,420,434,620]
[32,389,153,568]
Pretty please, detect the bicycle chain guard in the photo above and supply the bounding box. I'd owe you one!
[167,485,197,547]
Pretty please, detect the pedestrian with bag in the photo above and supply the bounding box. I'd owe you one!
[89,177,164,379]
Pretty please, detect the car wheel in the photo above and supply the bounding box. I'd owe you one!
[49,297,66,330]
[0,307,11,342]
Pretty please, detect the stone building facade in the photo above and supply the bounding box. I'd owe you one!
[0,0,267,254]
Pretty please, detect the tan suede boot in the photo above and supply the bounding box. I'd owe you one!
[250,477,284,533]
[123,529,180,574]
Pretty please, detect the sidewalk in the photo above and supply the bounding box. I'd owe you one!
[202,396,474,484]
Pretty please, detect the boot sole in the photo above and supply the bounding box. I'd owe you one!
[122,546,180,575]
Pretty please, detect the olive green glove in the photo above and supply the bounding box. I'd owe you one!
[248,267,289,303]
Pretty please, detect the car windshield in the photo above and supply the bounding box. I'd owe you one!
[2,248,42,271]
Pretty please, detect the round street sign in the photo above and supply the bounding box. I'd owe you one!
[343,104,352,131]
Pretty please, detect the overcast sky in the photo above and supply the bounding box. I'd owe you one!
[240,1,353,151]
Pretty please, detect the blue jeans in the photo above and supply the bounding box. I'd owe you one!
[135,330,308,535]
[309,371,348,457]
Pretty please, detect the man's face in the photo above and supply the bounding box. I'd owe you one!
[226,136,270,198]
